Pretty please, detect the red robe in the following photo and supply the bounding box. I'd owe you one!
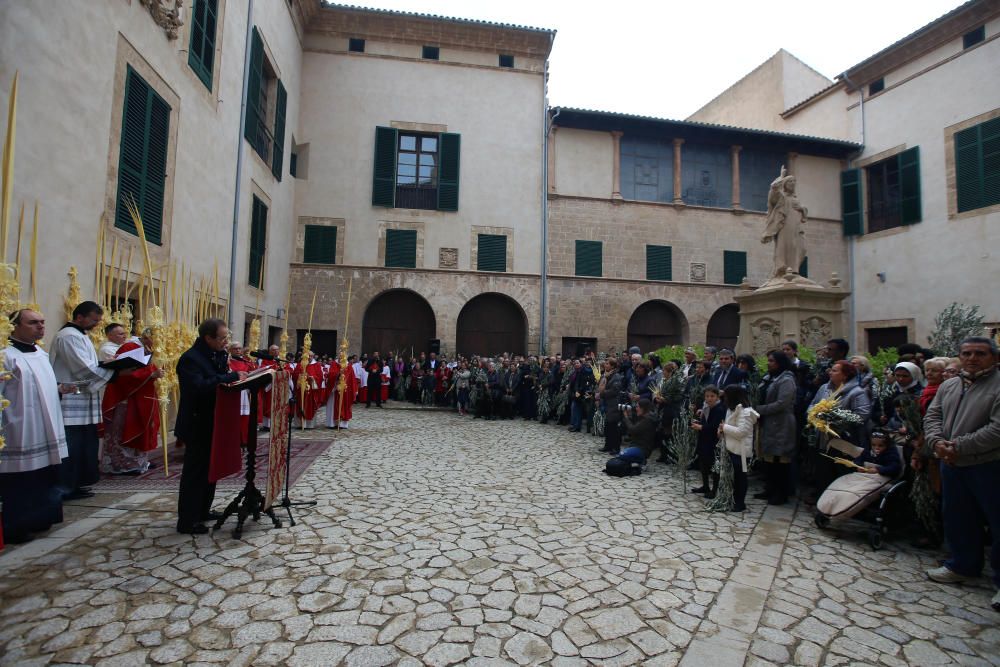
[333,362,357,422]
[101,341,160,452]
[292,361,324,420]
[229,356,255,442]
[258,358,280,419]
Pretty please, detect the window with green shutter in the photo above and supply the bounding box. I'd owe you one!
[646,245,672,281]
[477,234,507,272]
[841,168,863,236]
[385,229,417,268]
[371,127,460,211]
[955,117,1000,213]
[303,225,336,264]
[898,147,921,225]
[115,66,170,246]
[723,250,747,285]
[248,196,267,288]
[575,240,602,277]
[865,147,922,233]
[188,0,218,90]
[272,81,286,180]
[244,26,285,178]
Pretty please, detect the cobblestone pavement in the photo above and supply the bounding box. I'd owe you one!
[0,408,997,666]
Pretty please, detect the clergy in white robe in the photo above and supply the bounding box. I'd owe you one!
[49,301,114,499]
[0,310,70,543]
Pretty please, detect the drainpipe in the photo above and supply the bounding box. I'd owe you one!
[228,0,254,326]
[841,73,866,352]
[540,52,556,356]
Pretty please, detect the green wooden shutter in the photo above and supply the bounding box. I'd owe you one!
[897,146,921,225]
[841,168,863,236]
[646,245,672,281]
[187,0,217,90]
[115,66,169,246]
[799,256,809,278]
[477,234,507,272]
[956,118,1000,213]
[437,132,460,211]
[303,225,337,264]
[575,240,602,277]
[244,27,263,147]
[385,229,417,268]
[723,250,747,285]
[372,126,397,207]
[272,80,286,180]
[248,196,267,288]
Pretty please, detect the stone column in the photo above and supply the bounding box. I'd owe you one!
[611,131,623,200]
[672,138,684,204]
[547,126,558,194]
[730,145,742,209]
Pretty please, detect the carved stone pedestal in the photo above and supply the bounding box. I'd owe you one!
[734,279,850,357]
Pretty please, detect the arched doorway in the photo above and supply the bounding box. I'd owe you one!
[627,300,687,352]
[362,289,436,357]
[456,293,527,356]
[706,304,740,350]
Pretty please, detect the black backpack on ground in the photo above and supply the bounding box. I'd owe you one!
[605,456,642,477]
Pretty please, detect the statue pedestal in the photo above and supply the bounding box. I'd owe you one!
[734,278,850,357]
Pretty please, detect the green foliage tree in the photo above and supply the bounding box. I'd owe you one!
[928,303,985,356]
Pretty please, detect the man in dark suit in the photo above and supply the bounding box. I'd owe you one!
[175,318,245,534]
[366,352,383,408]
[711,349,747,389]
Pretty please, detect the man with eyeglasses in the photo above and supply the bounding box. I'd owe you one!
[174,318,247,535]
[924,336,1000,613]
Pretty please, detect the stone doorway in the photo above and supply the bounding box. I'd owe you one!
[362,289,436,358]
[707,304,740,350]
[627,300,687,353]
[456,293,527,357]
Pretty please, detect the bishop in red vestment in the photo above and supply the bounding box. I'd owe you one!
[292,355,324,428]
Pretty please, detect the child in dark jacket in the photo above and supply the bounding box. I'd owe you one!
[692,385,726,498]
[854,430,902,479]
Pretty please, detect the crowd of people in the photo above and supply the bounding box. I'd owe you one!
[0,302,997,612]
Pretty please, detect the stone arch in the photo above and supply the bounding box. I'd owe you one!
[455,292,528,357]
[627,300,688,352]
[706,303,740,350]
[361,289,436,357]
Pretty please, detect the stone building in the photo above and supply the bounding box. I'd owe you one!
[545,109,856,356]
[0,0,306,346]
[691,0,1000,351]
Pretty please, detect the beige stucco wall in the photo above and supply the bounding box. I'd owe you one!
[687,50,833,135]
[849,34,1000,344]
[295,49,544,274]
[552,128,613,199]
[0,0,302,343]
[781,89,855,142]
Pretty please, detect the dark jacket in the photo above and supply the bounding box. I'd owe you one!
[571,366,595,404]
[854,444,902,479]
[712,365,748,389]
[601,371,625,422]
[622,412,658,458]
[175,338,239,443]
[696,402,727,458]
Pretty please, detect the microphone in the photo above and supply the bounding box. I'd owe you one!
[250,350,276,361]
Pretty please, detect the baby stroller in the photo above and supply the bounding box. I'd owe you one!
[813,438,910,550]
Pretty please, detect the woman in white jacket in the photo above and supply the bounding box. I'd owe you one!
[718,385,760,512]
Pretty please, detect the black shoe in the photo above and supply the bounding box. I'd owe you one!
[690,486,707,494]
[202,511,225,522]
[768,495,787,506]
[731,505,747,512]
[4,532,33,544]
[64,489,95,500]
[705,490,717,500]
[177,524,209,535]
[752,491,770,500]
[259,426,270,432]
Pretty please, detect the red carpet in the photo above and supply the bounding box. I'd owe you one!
[92,437,332,491]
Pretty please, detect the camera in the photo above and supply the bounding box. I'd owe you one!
[618,403,632,412]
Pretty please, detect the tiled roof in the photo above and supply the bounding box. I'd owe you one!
[321,2,556,34]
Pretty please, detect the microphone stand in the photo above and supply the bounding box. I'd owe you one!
[256,355,317,526]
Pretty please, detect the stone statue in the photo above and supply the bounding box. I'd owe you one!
[761,166,807,282]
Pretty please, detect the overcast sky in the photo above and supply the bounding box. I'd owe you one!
[345,0,964,118]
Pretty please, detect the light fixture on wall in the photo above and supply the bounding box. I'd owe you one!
[876,272,886,283]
